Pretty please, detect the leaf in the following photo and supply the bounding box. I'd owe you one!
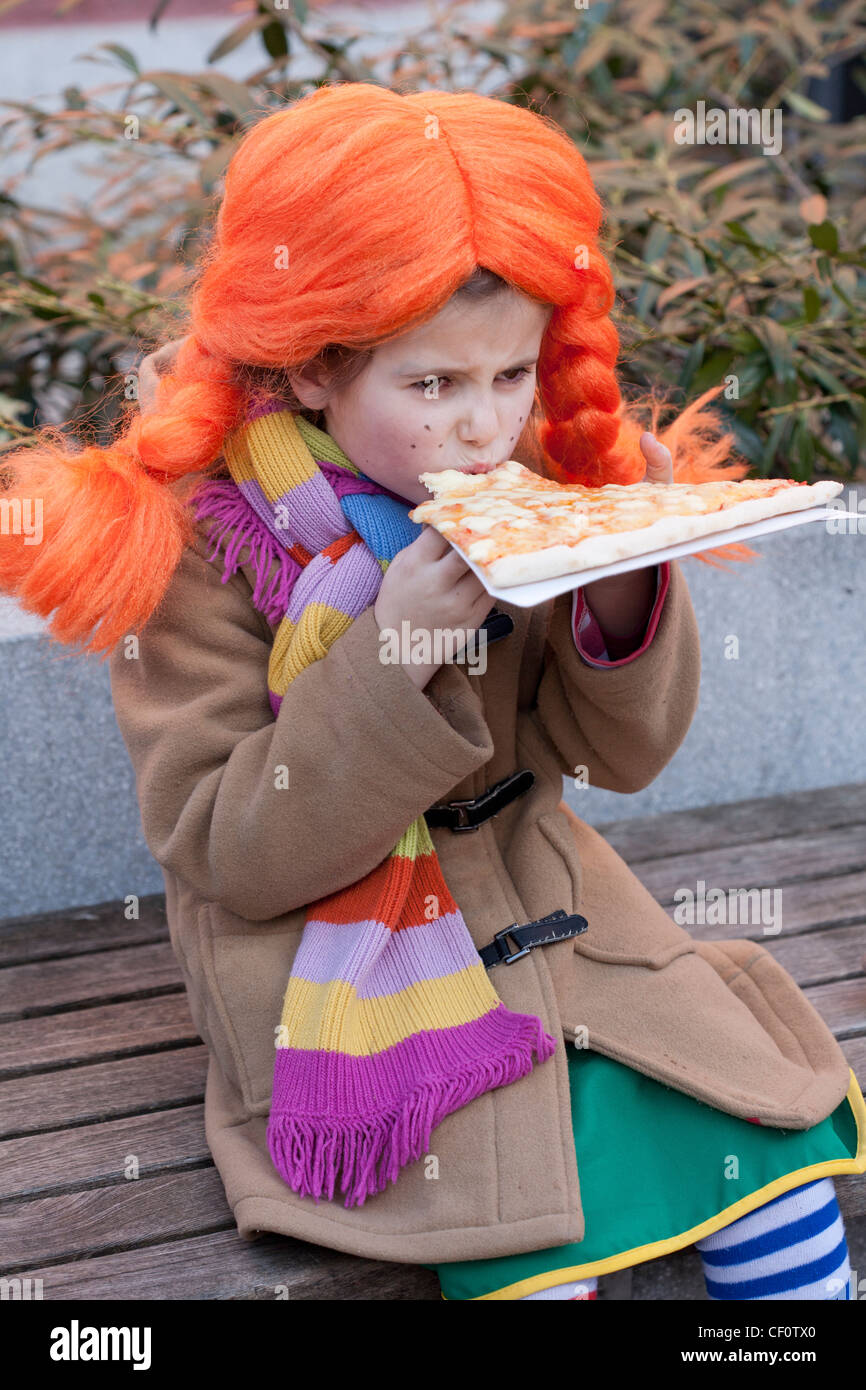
[634,277,659,322]
[728,415,764,467]
[784,90,831,122]
[752,317,796,386]
[808,221,839,254]
[643,222,671,264]
[730,355,770,401]
[801,359,847,396]
[639,53,668,97]
[262,20,289,60]
[22,276,59,296]
[692,348,734,397]
[149,0,174,30]
[695,157,768,197]
[655,275,708,312]
[723,219,765,254]
[200,73,257,121]
[207,14,267,64]
[96,42,141,76]
[678,338,705,393]
[802,286,821,323]
[147,73,207,125]
[828,407,861,472]
[758,411,790,478]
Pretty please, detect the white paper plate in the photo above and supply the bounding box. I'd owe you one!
[451,506,862,608]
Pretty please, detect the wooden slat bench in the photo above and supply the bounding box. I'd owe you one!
[1,782,864,1301]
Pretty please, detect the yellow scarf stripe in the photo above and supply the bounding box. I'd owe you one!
[268,601,355,696]
[224,409,319,503]
[277,962,504,1055]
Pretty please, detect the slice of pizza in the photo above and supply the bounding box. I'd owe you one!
[407,460,844,588]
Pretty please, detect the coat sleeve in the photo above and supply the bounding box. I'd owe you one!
[526,558,701,793]
[108,531,494,921]
[571,563,669,665]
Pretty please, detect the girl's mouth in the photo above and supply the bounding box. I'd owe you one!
[459,460,497,474]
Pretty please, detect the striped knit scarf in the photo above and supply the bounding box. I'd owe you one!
[191,397,557,1208]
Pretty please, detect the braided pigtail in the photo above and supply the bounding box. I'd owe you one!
[537,275,758,567]
[0,335,245,660]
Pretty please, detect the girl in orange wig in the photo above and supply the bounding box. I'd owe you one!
[2,84,859,1304]
[0,81,752,656]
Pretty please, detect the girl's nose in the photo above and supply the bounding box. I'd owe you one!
[458,393,499,446]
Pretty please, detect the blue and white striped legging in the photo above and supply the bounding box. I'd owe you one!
[694,1176,851,1300]
[521,1178,852,1300]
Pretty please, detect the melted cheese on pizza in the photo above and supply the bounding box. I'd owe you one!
[408,460,814,566]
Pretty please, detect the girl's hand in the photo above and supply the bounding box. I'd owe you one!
[135,336,188,413]
[373,524,494,690]
[638,431,674,485]
[580,432,674,636]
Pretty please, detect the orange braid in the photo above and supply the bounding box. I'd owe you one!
[0,82,755,658]
[0,335,244,658]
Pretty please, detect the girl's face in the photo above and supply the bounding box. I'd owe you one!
[289,288,553,505]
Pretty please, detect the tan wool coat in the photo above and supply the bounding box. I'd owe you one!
[108,515,852,1265]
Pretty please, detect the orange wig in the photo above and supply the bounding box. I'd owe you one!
[0,81,754,660]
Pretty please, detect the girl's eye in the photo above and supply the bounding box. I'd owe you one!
[500,366,533,383]
[410,366,532,392]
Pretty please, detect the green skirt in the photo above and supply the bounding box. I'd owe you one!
[426,1045,866,1300]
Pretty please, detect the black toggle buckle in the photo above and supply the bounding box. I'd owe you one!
[478,908,589,970]
[478,606,514,647]
[424,768,535,833]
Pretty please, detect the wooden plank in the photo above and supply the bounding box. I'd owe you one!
[595,782,866,865]
[0,995,198,1077]
[662,871,866,941]
[841,1034,866,1083]
[0,1046,207,1139]
[802,979,866,1039]
[0,1168,232,1270]
[0,942,181,1021]
[763,923,866,989]
[635,824,866,906]
[0,896,168,966]
[9,1229,440,1301]
[0,1105,210,1200]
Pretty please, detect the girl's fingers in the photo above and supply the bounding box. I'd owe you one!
[640,431,674,482]
[452,566,489,607]
[137,357,160,414]
[136,337,188,414]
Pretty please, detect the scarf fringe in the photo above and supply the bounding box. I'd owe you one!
[191,480,298,627]
[267,1014,557,1209]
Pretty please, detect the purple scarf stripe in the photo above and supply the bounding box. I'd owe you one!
[269,1009,555,1207]
[291,911,483,993]
[190,457,405,631]
[287,542,381,625]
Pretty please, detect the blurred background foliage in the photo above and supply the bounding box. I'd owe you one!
[1,0,864,479]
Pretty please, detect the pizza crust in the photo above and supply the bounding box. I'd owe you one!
[479,479,843,587]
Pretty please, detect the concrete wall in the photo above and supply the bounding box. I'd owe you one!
[1,488,863,920]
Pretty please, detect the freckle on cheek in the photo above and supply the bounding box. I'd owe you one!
[410,443,416,448]
[424,424,431,431]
